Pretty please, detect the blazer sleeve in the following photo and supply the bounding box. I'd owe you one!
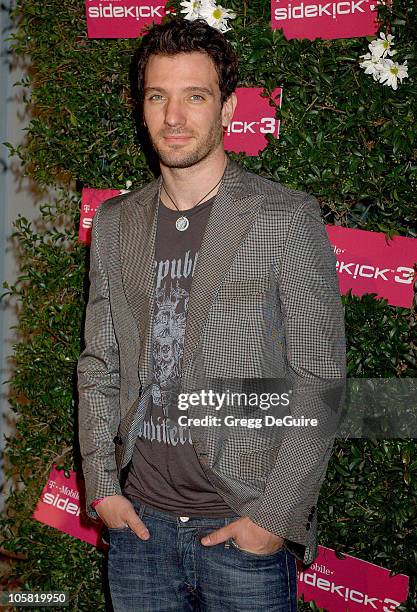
[250,195,346,545]
[77,203,123,518]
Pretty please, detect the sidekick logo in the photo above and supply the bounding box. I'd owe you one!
[86,0,171,38]
[271,0,379,40]
[299,570,402,610]
[88,5,165,19]
[43,492,81,516]
[224,87,282,156]
[274,0,368,19]
[227,118,279,135]
[335,261,415,285]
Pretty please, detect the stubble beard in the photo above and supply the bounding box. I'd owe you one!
[149,114,224,169]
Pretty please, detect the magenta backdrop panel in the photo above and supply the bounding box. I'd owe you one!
[271,0,379,40]
[327,225,417,308]
[32,465,104,548]
[79,187,121,244]
[299,544,409,611]
[224,87,282,156]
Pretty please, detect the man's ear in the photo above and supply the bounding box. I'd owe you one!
[221,92,237,128]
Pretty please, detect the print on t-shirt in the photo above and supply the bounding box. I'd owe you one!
[147,251,198,442]
[153,251,198,398]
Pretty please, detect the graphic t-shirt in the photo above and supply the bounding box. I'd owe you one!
[123,196,234,516]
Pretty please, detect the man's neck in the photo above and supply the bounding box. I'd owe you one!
[160,152,228,211]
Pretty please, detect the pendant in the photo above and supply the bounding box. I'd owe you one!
[176,216,189,232]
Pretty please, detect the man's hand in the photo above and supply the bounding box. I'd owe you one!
[201,517,284,555]
[95,495,150,540]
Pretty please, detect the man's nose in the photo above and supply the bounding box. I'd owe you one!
[164,98,186,127]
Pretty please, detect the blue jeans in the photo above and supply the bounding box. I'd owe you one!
[107,500,298,611]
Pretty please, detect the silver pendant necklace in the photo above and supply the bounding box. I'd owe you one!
[175,215,189,232]
[161,161,227,232]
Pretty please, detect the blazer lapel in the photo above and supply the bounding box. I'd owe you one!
[120,178,161,386]
[182,160,264,374]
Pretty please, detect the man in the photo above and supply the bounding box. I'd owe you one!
[77,18,346,612]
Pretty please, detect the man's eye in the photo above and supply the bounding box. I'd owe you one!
[149,94,163,101]
[190,94,204,101]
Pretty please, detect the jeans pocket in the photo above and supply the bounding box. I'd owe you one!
[107,524,131,536]
[230,537,286,559]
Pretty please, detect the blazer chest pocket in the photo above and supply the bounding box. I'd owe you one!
[215,277,271,301]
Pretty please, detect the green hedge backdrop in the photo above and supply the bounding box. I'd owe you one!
[1,0,416,610]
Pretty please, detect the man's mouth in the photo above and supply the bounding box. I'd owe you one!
[162,134,193,143]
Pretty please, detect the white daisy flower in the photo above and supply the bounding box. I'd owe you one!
[359,52,383,81]
[378,59,408,90]
[368,32,396,60]
[180,0,201,21]
[199,0,236,33]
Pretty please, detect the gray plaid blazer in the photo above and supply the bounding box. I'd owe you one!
[77,159,346,567]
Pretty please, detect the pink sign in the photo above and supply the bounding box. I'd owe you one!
[299,544,409,611]
[32,466,104,548]
[85,0,171,38]
[271,0,379,40]
[327,225,417,309]
[80,188,122,244]
[225,87,282,156]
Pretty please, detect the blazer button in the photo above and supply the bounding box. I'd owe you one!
[113,435,123,445]
[305,523,311,531]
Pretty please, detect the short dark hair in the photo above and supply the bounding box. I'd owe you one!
[134,18,239,107]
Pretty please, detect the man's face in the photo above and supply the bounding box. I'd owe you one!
[143,51,235,169]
